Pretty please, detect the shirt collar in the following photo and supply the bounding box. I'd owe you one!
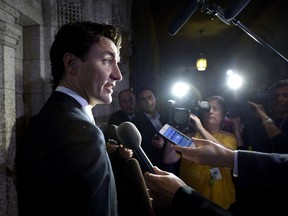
[55,86,94,122]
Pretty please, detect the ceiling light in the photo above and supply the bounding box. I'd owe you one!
[196,53,207,71]
[196,30,207,71]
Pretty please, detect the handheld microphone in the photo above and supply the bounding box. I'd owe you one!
[125,158,154,215]
[224,0,251,20]
[105,124,120,144]
[168,0,199,35]
[117,121,154,173]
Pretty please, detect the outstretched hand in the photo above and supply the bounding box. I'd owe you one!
[171,137,234,169]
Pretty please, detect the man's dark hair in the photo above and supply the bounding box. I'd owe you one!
[269,79,288,91]
[118,89,134,101]
[49,21,122,90]
[135,86,155,101]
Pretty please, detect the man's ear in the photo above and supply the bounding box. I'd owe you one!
[63,53,77,74]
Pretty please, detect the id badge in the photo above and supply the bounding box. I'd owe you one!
[210,167,222,181]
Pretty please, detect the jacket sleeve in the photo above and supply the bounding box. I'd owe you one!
[271,132,288,153]
[171,186,233,216]
[238,150,288,188]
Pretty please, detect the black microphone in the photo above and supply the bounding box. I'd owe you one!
[117,121,154,173]
[124,158,154,215]
[168,0,199,35]
[105,124,120,144]
[224,0,251,20]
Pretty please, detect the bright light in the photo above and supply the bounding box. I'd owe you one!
[226,69,234,76]
[227,73,243,90]
[172,82,190,98]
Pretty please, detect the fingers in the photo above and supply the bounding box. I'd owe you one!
[118,146,133,159]
[144,166,168,177]
[106,142,119,153]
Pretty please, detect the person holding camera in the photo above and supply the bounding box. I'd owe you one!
[247,79,288,153]
[164,96,237,211]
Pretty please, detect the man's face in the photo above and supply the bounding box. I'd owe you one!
[138,90,156,114]
[271,85,288,115]
[119,91,136,115]
[75,37,122,106]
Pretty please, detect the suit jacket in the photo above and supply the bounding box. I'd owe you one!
[132,111,167,171]
[235,150,288,215]
[171,151,288,215]
[171,186,233,216]
[108,110,133,126]
[17,91,117,216]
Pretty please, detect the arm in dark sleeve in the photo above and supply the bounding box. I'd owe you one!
[270,132,288,153]
[171,186,233,216]
[238,150,288,187]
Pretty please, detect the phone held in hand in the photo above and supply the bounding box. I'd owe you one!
[159,124,194,147]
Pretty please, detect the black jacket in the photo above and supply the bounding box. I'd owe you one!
[17,91,117,216]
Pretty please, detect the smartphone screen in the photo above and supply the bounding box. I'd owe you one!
[159,124,193,147]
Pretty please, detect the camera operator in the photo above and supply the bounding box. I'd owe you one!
[247,79,288,153]
[164,96,237,211]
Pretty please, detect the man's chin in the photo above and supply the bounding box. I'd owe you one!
[96,96,112,105]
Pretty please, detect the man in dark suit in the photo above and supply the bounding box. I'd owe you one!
[104,89,135,216]
[17,21,122,216]
[132,87,168,171]
[108,88,136,125]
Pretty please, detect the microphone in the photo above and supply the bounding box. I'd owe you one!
[224,0,251,20]
[105,124,120,144]
[117,121,154,173]
[124,158,154,215]
[168,0,199,35]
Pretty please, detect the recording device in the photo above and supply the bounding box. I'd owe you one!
[105,124,120,145]
[117,121,154,173]
[166,99,210,132]
[159,124,194,147]
[168,0,251,35]
[124,158,154,215]
[224,0,251,20]
[168,0,198,35]
[224,87,273,117]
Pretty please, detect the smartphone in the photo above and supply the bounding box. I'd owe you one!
[159,124,193,147]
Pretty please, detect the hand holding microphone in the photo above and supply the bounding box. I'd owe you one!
[152,134,165,148]
[118,146,133,159]
[105,124,133,158]
[117,121,154,173]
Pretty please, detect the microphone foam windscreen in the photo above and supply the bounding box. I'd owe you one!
[125,158,154,215]
[224,0,251,20]
[117,121,142,149]
[105,124,119,143]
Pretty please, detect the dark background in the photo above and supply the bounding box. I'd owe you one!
[129,0,288,106]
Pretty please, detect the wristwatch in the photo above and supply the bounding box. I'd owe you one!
[262,117,275,125]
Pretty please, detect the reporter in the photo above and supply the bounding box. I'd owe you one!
[171,137,288,184]
[144,166,233,216]
[171,138,288,215]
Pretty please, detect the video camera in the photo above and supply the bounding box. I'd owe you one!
[224,86,273,118]
[165,99,210,132]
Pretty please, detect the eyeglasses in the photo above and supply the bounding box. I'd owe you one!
[209,106,223,112]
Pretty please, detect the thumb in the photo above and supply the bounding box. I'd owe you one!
[191,137,209,147]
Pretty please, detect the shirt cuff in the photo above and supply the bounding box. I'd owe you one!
[233,150,239,177]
